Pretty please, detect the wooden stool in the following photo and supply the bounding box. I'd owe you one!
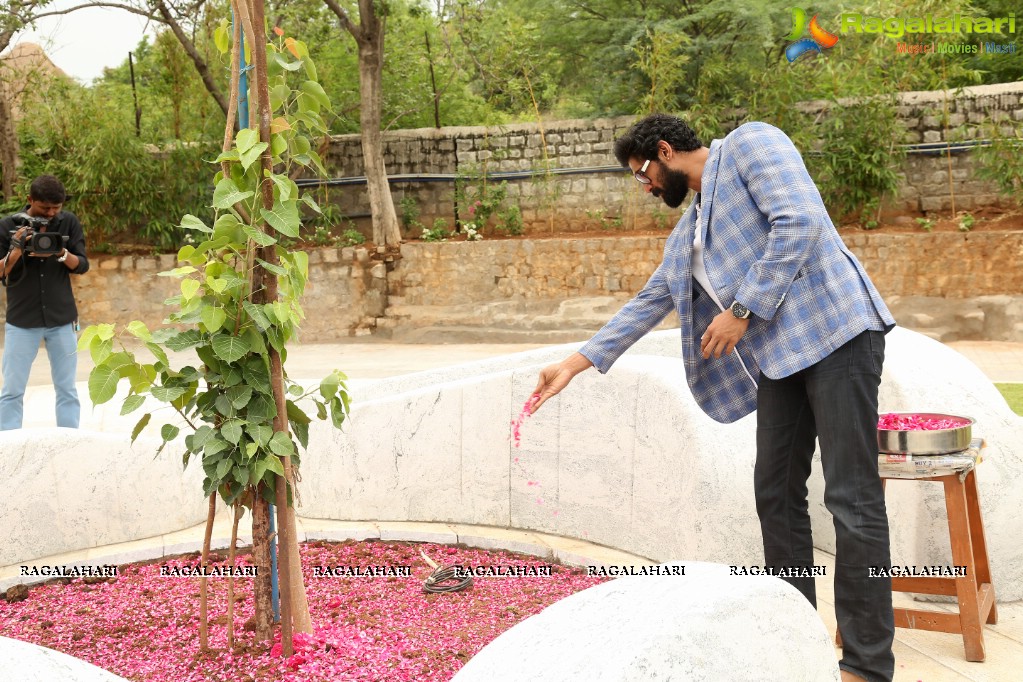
[837,466,997,661]
[884,469,997,661]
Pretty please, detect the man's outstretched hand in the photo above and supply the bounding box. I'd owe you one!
[531,352,594,413]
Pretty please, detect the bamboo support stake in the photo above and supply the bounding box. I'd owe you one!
[227,503,241,648]
[199,494,216,650]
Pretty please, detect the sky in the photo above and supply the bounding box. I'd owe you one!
[10,0,155,83]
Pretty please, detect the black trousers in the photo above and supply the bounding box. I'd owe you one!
[755,330,895,682]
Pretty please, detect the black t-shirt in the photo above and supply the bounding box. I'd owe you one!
[0,209,90,329]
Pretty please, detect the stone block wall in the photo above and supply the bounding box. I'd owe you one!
[322,83,1023,238]
[380,230,1023,342]
[896,154,1002,213]
[878,83,1022,213]
[323,119,655,237]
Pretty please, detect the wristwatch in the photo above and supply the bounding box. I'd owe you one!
[57,249,69,263]
[730,301,751,319]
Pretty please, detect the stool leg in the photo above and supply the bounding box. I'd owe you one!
[944,476,986,662]
[965,470,997,624]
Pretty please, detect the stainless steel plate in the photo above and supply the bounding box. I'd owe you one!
[877,412,974,455]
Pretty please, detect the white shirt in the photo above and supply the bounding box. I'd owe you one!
[692,203,723,311]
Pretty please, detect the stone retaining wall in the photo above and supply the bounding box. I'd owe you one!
[389,231,1023,306]
[323,82,1023,235]
[0,247,389,340]
[0,230,1018,343]
[841,231,1023,297]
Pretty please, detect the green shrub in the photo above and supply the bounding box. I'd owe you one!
[421,219,450,242]
[974,123,1023,206]
[338,228,365,247]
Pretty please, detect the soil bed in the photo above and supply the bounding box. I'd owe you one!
[411,205,1023,244]
[0,540,608,681]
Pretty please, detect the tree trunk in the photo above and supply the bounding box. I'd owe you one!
[356,0,401,246]
[278,452,311,631]
[250,493,275,642]
[321,0,401,246]
[246,0,313,650]
[0,92,18,201]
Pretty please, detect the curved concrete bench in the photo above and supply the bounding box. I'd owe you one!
[451,561,839,682]
[0,429,204,568]
[0,636,129,681]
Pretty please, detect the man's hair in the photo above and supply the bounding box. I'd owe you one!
[613,114,703,167]
[29,175,66,204]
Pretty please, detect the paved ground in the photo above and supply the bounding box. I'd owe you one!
[4,336,1020,390]
[946,341,1023,383]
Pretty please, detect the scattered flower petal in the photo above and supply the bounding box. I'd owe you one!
[878,413,969,431]
[510,395,540,448]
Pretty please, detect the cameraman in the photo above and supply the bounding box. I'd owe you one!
[0,175,89,430]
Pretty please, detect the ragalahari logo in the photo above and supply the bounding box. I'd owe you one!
[786,8,840,61]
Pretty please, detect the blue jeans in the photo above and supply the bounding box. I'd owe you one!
[755,330,894,682]
[0,322,80,430]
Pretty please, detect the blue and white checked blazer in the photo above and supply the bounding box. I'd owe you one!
[579,122,895,423]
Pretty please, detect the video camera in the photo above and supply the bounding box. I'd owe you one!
[10,212,68,256]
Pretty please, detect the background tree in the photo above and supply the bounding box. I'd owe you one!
[0,0,55,200]
[964,0,1023,84]
[7,0,1020,238]
[100,31,225,142]
[29,0,232,117]
[320,0,401,246]
[15,73,216,248]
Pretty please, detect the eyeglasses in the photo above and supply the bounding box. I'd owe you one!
[634,159,652,185]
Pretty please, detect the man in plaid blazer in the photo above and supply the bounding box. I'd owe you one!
[533,114,896,682]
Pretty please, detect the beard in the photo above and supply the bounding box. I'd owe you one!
[652,165,691,208]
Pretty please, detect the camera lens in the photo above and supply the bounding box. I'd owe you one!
[36,235,54,251]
